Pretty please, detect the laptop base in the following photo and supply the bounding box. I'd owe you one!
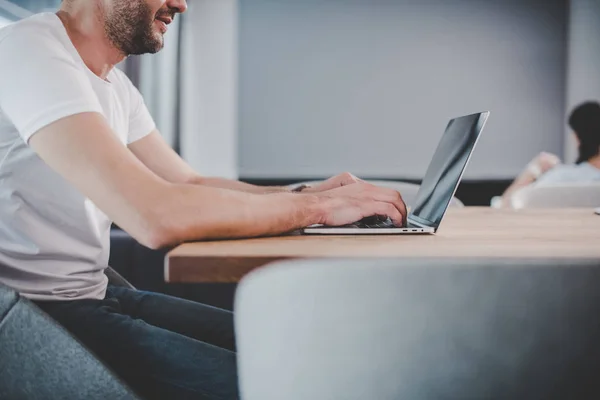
[302,226,435,235]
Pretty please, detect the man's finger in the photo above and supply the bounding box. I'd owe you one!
[341,173,361,185]
[367,187,407,224]
[393,191,408,226]
[373,202,403,227]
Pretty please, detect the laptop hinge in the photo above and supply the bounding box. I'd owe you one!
[407,217,431,229]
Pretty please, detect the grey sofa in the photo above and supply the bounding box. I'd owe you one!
[0,282,140,399]
[0,230,232,399]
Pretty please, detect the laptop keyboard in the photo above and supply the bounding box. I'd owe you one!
[344,215,398,229]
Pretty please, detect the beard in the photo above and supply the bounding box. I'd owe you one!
[104,1,173,56]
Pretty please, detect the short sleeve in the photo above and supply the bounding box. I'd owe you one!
[535,164,600,186]
[0,27,103,143]
[123,74,156,144]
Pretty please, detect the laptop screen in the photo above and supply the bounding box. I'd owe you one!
[410,112,489,230]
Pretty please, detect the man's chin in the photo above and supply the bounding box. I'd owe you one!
[153,36,165,53]
[127,38,164,55]
[144,44,164,55]
[151,29,165,45]
[143,33,165,54]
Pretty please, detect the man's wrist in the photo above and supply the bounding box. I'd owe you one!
[292,193,326,227]
[290,183,312,193]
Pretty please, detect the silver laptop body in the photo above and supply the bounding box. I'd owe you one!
[303,111,490,235]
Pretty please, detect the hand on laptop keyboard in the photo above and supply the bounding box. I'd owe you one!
[348,215,397,228]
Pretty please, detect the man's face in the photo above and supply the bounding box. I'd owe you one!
[104,0,187,56]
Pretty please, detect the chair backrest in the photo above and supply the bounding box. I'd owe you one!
[105,266,136,290]
[0,283,139,400]
[298,180,464,208]
[235,258,600,400]
[510,182,600,209]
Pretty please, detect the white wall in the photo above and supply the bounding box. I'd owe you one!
[0,15,12,28]
[180,0,239,179]
[0,0,34,19]
[125,1,240,180]
[565,0,600,162]
[238,0,567,180]
[138,17,181,148]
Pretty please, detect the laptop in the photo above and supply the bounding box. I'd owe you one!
[303,111,490,235]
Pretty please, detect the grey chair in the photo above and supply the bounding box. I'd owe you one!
[106,266,136,289]
[235,258,600,400]
[509,182,600,209]
[0,282,140,399]
[0,234,144,399]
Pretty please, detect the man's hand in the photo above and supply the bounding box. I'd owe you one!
[313,182,407,227]
[304,172,363,193]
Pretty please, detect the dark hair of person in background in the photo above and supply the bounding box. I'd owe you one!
[569,101,600,164]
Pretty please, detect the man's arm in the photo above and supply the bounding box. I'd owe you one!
[128,131,365,194]
[31,114,407,248]
[128,131,291,193]
[30,114,322,248]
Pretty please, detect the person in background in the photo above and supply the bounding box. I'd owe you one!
[495,101,600,207]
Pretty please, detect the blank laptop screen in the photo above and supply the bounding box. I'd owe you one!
[411,112,489,229]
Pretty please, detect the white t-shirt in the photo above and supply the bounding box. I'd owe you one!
[0,13,156,301]
[534,162,600,186]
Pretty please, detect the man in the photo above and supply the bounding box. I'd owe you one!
[0,0,406,398]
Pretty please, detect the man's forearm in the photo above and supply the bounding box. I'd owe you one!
[149,184,324,247]
[189,176,292,194]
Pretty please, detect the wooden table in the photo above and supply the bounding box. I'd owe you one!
[165,207,600,283]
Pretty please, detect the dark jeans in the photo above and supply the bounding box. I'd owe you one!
[34,285,239,400]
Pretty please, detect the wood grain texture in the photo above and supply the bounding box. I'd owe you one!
[165,207,600,283]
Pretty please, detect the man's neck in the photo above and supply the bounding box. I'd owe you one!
[56,6,126,80]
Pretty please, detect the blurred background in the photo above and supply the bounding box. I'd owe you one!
[2,0,600,205]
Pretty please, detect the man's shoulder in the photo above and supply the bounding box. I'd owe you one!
[111,67,133,86]
[0,13,64,50]
[110,67,142,100]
